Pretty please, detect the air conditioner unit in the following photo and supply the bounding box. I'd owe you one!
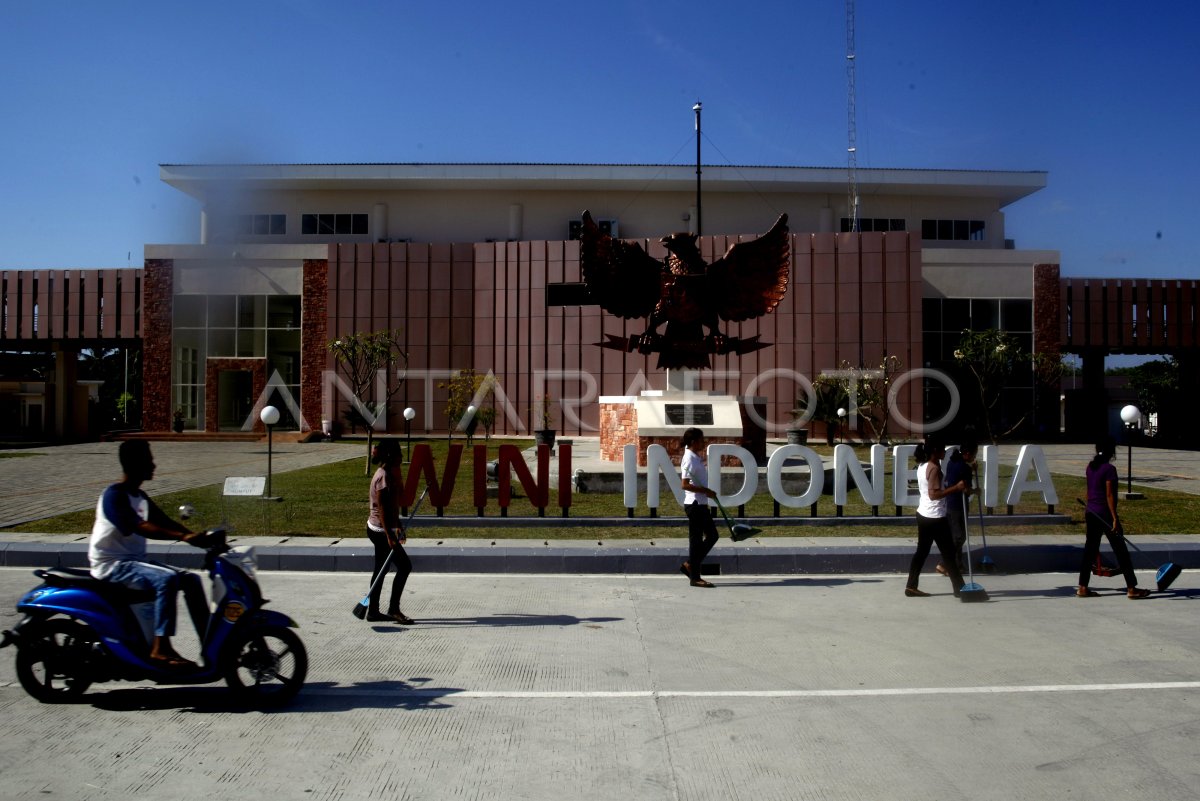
[568,218,618,240]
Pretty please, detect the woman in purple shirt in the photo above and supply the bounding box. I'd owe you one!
[1078,436,1150,598]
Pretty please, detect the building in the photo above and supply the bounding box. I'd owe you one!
[142,162,1062,440]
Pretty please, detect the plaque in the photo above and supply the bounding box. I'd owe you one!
[664,403,714,426]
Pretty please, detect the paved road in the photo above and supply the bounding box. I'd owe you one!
[2,568,1198,800]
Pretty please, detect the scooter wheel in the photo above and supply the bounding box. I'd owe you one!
[223,624,307,707]
[15,618,96,703]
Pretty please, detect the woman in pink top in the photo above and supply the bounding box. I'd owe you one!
[365,438,415,623]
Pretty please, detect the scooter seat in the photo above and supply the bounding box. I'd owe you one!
[35,568,157,603]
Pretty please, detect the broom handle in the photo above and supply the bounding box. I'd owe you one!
[363,487,428,601]
[1075,498,1142,554]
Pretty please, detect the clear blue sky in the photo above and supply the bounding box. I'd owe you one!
[3,0,1198,279]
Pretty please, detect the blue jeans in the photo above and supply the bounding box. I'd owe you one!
[107,560,206,638]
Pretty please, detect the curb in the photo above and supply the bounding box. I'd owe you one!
[4,538,1198,576]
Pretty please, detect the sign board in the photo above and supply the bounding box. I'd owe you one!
[664,403,714,426]
[223,476,266,497]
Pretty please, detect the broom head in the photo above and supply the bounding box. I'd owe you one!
[958,582,989,603]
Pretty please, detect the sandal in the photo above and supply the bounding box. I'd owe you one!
[690,579,715,588]
[149,653,196,670]
[1127,587,1152,599]
[1076,587,1100,597]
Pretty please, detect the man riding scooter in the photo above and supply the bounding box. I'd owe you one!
[88,440,208,669]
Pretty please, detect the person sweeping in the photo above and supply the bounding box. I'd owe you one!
[1077,436,1150,599]
[678,427,719,588]
[905,436,967,598]
[365,439,417,622]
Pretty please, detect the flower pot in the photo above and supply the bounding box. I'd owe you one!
[786,428,808,445]
[534,429,557,450]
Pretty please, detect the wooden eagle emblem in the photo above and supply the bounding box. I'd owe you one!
[578,210,790,369]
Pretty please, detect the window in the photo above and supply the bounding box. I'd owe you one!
[172,293,303,430]
[840,217,905,233]
[301,213,368,237]
[235,214,286,236]
[921,219,986,241]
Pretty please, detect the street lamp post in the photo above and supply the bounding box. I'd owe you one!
[837,407,847,445]
[261,405,281,500]
[403,407,416,463]
[1119,404,1142,499]
[464,405,477,446]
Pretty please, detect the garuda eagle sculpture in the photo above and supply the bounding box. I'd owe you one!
[578,210,790,369]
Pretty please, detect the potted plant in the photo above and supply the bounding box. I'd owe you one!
[533,394,556,450]
[172,408,186,433]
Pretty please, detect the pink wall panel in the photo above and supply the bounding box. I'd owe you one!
[121,273,136,338]
[82,275,98,338]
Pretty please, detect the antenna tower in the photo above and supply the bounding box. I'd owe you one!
[845,0,859,233]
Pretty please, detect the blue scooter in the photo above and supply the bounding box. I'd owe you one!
[1,529,306,706]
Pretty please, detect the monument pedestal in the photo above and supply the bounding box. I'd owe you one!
[599,371,766,466]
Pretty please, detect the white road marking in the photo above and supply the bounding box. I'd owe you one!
[296,681,1200,700]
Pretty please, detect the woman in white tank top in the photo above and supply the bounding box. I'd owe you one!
[905,437,968,597]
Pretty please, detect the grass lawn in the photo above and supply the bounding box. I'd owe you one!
[6,440,1199,538]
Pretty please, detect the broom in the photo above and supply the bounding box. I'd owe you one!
[958,494,989,602]
[713,497,762,541]
[352,488,429,619]
[1074,498,1181,591]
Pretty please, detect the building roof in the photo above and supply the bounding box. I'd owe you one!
[160,162,1047,207]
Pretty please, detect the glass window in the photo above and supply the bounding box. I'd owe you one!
[302,214,317,235]
[922,298,942,331]
[1001,299,1032,331]
[237,328,265,358]
[237,295,265,328]
[943,299,971,332]
[921,220,937,240]
[270,214,286,235]
[953,220,969,240]
[971,299,999,329]
[207,329,236,358]
[352,214,368,235]
[890,219,905,231]
[969,220,986,241]
[208,295,237,328]
[267,296,301,328]
[319,214,335,235]
[937,220,953,240]
[174,295,206,327]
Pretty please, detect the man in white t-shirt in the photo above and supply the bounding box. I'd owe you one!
[89,441,207,669]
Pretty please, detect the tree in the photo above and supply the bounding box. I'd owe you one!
[1125,357,1179,427]
[953,329,1062,442]
[792,376,849,445]
[816,355,904,444]
[78,346,141,430]
[440,369,498,443]
[327,329,408,471]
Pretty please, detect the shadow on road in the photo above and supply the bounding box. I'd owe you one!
[87,679,466,713]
